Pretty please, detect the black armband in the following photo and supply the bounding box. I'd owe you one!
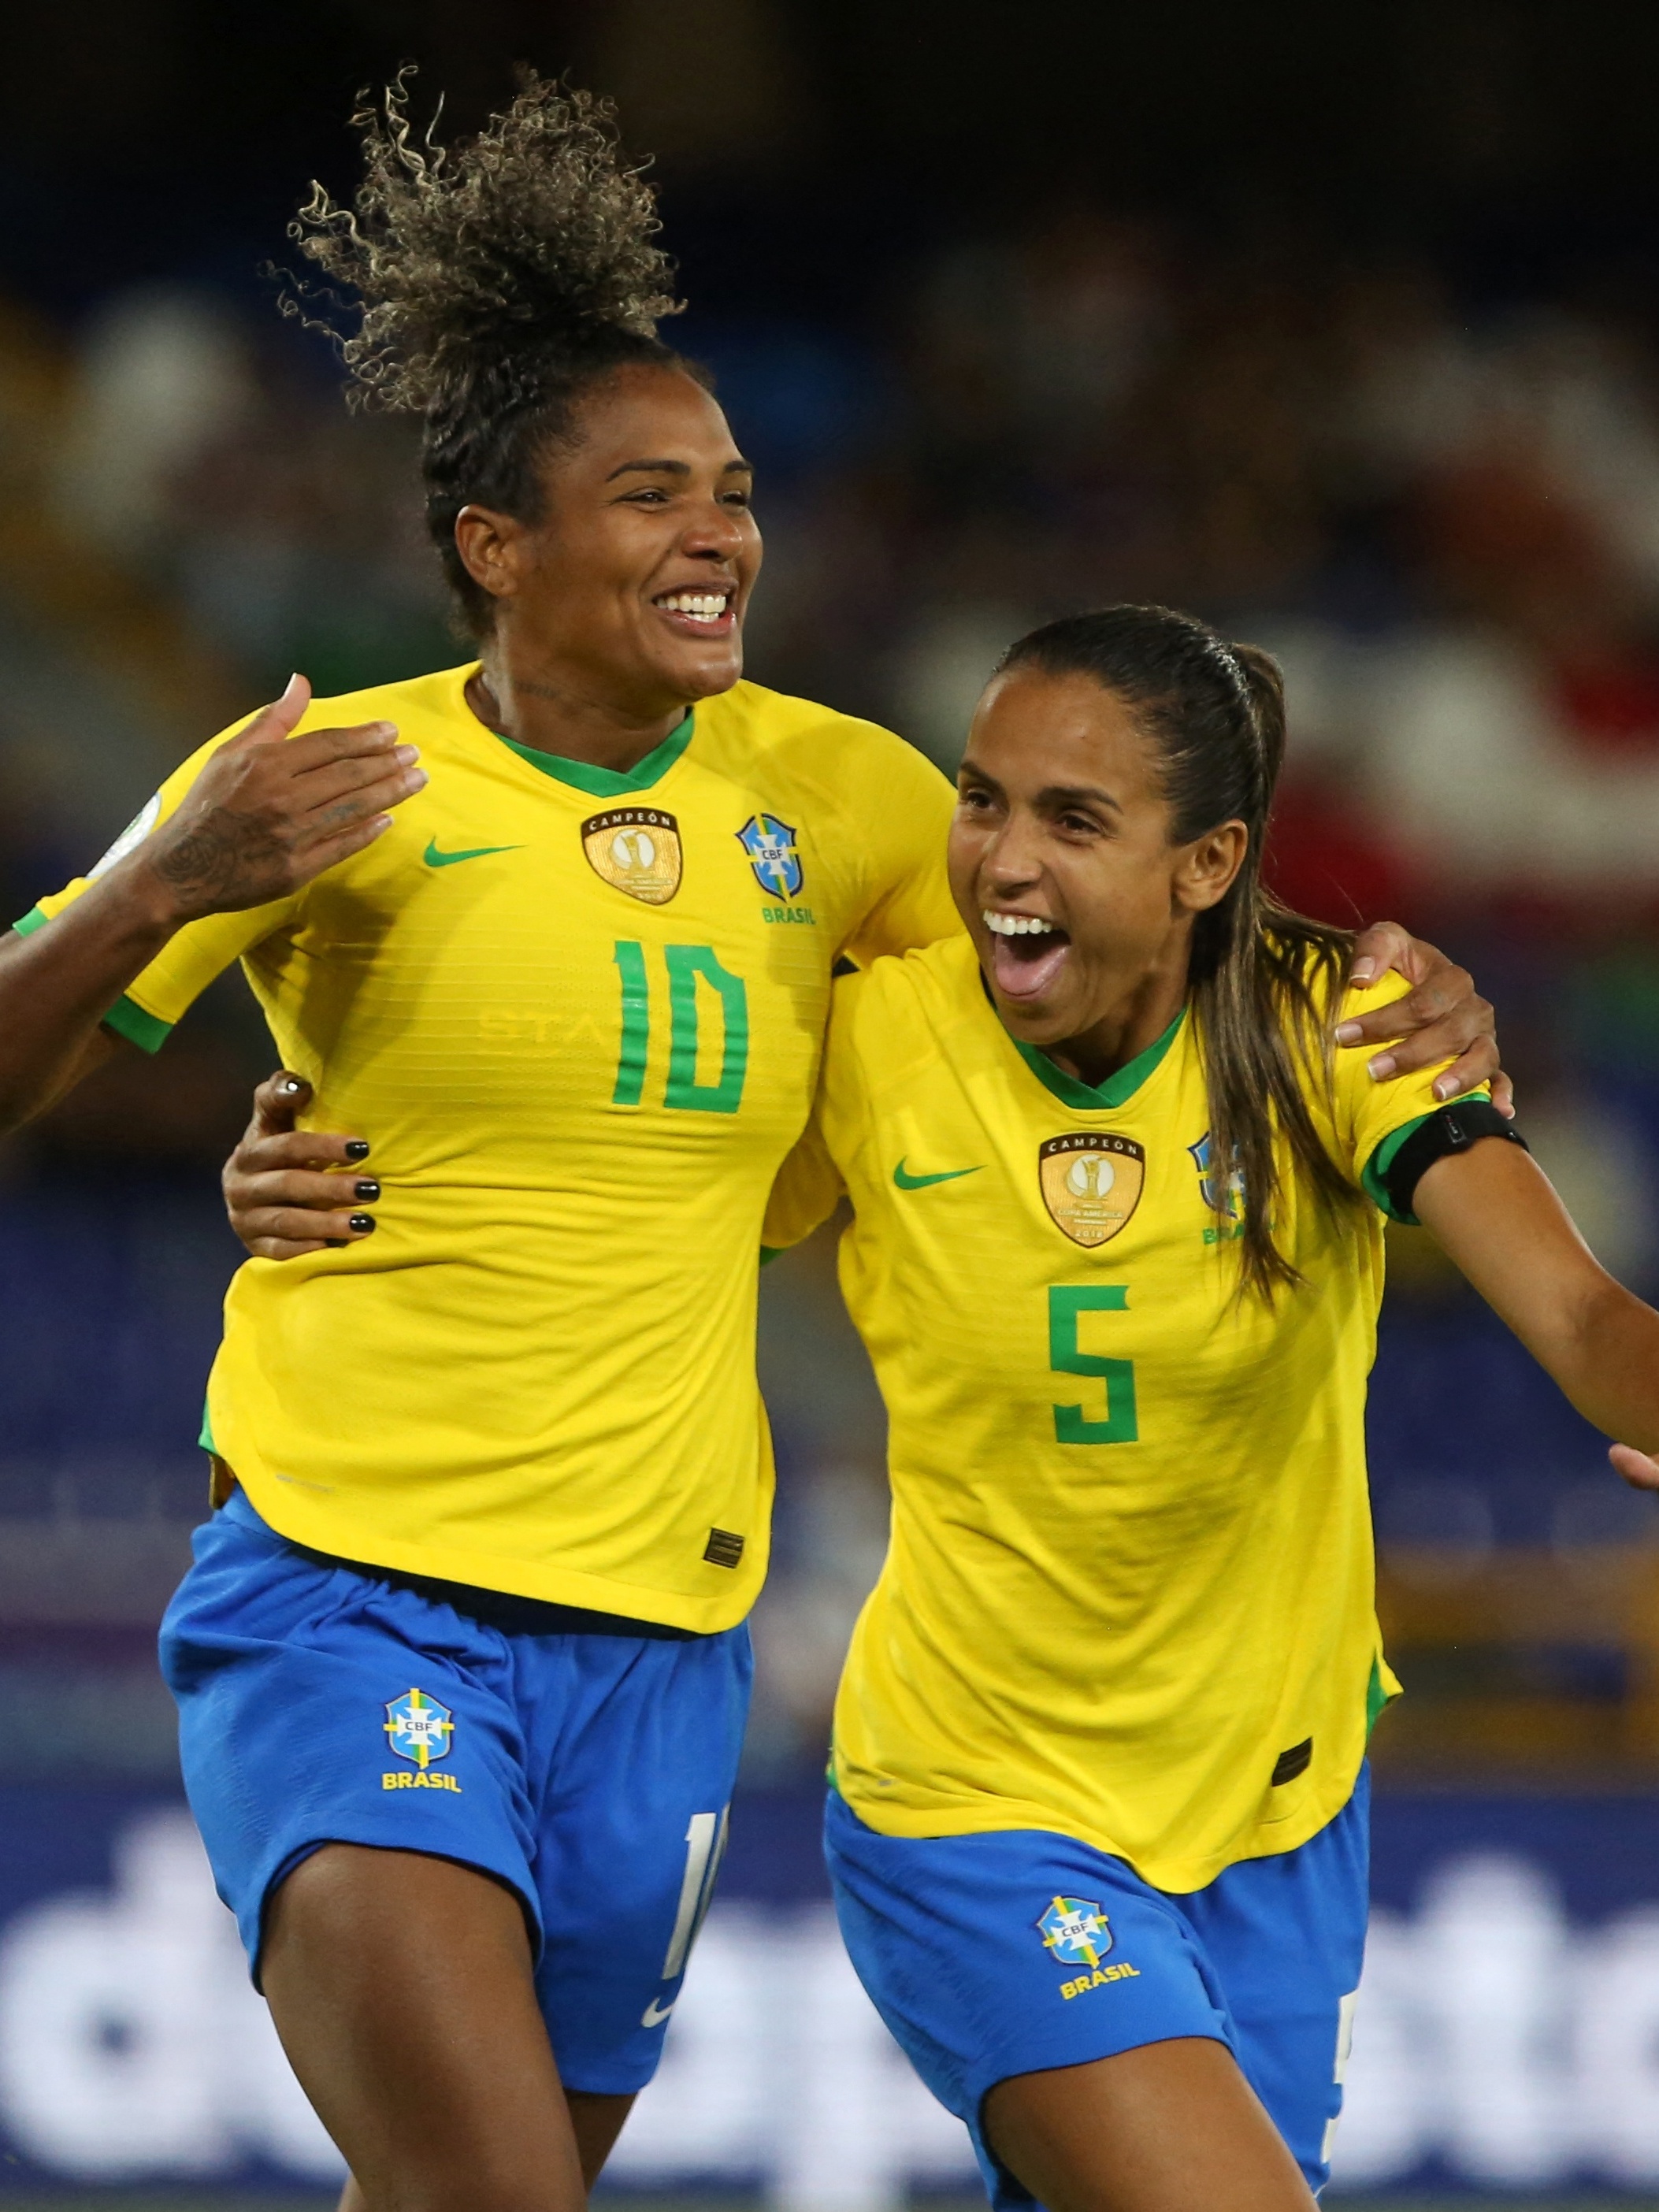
[1383,1100,1528,1223]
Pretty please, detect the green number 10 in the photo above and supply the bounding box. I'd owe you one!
[1048,1285,1138,1443]
[612,941,749,1115]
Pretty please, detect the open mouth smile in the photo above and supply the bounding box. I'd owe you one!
[984,908,1071,1003]
[652,588,737,637]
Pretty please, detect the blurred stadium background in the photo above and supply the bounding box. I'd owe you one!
[5,0,1659,2203]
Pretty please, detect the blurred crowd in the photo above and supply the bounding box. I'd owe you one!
[7,200,1659,1780]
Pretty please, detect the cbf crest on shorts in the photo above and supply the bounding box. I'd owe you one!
[384,1687,454,1768]
[1039,1133,1145,1247]
[1037,1895,1113,1968]
[735,814,803,900]
[582,807,682,904]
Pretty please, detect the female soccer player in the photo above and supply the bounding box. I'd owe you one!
[2,79,1498,2212]
[758,603,1659,2212]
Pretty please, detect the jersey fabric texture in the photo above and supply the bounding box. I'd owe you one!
[161,1489,750,2091]
[763,934,1471,1891]
[825,1776,1369,2204]
[20,666,956,1630]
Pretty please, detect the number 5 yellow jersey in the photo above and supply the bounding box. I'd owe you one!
[763,933,1468,1891]
[19,666,956,1629]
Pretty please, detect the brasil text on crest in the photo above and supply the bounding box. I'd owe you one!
[582,807,682,904]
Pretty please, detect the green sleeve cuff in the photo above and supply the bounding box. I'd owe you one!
[13,904,174,1052]
[199,1398,217,1453]
[759,1245,783,1268]
[1361,1090,1485,1223]
[102,993,173,1055]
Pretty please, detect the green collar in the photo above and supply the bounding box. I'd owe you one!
[495,710,695,797]
[1012,1007,1186,1111]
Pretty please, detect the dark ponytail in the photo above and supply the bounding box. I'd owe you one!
[993,603,1356,1301]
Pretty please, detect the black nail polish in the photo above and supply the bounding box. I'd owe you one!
[348,1213,377,1234]
[354,1179,380,1201]
[326,1238,347,1250]
[344,1140,370,1161]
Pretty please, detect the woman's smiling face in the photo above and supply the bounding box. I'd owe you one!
[948,666,1247,1060]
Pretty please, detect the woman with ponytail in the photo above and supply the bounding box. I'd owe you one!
[762,601,1659,2212]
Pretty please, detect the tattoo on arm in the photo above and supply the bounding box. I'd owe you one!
[154,809,289,911]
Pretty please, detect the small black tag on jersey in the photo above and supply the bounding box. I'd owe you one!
[703,1527,745,1569]
[1271,1737,1313,1787]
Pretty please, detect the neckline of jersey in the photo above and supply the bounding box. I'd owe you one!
[1011,1006,1187,1111]
[457,662,696,796]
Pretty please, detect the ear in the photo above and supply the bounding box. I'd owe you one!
[1173,821,1248,915]
[453,505,530,605]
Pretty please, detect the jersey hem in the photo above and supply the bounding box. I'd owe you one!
[831,1754,1368,1896]
[230,1460,765,1637]
[1360,1088,1487,1222]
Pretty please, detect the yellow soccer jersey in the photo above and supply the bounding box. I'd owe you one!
[20,664,957,1629]
[763,933,1468,1890]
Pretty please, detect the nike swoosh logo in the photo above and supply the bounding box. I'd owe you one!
[893,1159,983,1190]
[424,837,523,868]
[641,1997,676,2027]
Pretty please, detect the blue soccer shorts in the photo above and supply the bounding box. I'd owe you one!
[158,1489,751,2094]
[826,1776,1369,2203]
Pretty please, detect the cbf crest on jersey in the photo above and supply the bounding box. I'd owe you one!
[1189,1131,1245,1219]
[582,807,682,904]
[1039,1133,1145,1247]
[1037,1895,1113,1969]
[384,1687,455,1768]
[735,814,803,900]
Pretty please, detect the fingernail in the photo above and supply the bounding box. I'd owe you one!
[354,1179,380,1201]
[1368,1052,1397,1082]
[280,1076,305,1096]
[1433,1076,1453,1100]
[326,1238,347,1249]
[344,1140,370,1161]
[1334,1020,1361,1045]
[348,1214,376,1234]
[1351,957,1377,983]
[395,744,420,763]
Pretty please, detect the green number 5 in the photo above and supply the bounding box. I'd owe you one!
[1048,1285,1138,1444]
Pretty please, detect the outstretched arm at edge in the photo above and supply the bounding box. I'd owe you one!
[0,677,425,1134]
[1413,1138,1659,1462]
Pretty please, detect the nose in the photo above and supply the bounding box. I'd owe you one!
[982,810,1045,895]
[679,495,748,565]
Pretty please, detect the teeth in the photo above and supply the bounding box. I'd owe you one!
[984,911,1057,936]
[657,592,729,622]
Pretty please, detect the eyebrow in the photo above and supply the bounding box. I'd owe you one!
[604,456,754,482]
[959,762,1123,814]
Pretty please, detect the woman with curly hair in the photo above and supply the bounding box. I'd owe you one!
[0,75,1498,2212]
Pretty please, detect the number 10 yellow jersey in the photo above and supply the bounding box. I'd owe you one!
[20,666,956,1629]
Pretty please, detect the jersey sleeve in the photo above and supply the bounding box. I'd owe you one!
[759,971,874,1252]
[13,714,303,1053]
[1330,974,1489,1222]
[834,736,959,969]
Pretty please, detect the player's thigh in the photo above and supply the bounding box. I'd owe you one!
[263,1843,584,2212]
[983,2039,1315,2212]
[527,1621,752,2096]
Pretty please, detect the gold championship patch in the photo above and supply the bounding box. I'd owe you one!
[581,807,682,904]
[1039,1133,1146,1247]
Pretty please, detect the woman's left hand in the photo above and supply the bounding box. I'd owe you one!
[1334,920,1511,1117]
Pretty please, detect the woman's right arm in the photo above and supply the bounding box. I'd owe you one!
[1413,1137,1659,1463]
[0,677,425,1134]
